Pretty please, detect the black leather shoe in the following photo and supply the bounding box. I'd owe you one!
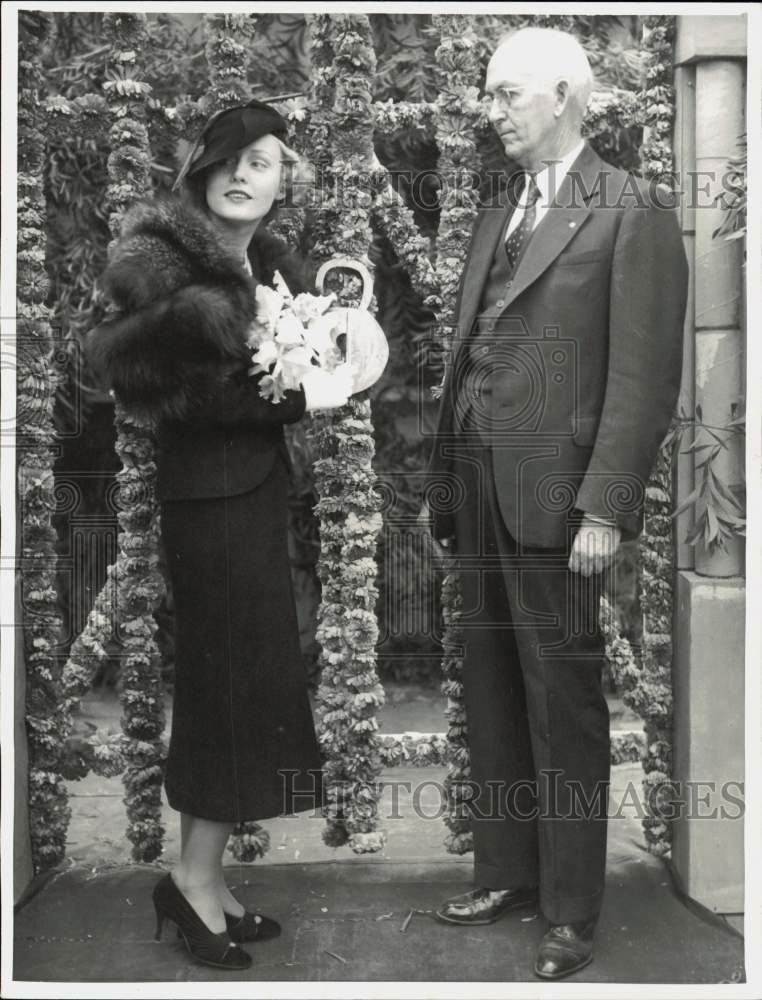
[533,919,596,980]
[435,887,537,926]
[153,874,252,971]
[177,909,282,945]
[225,910,281,943]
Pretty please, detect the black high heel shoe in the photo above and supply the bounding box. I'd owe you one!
[225,910,281,943]
[153,874,252,971]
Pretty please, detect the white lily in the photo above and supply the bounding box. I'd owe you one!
[254,284,284,337]
[251,339,279,368]
[283,345,317,374]
[291,291,336,324]
[275,312,307,346]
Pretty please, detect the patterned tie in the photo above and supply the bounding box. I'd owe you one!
[504,172,540,276]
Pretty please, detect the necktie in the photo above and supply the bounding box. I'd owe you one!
[504,173,540,276]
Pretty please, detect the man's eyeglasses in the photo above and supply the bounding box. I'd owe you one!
[489,87,523,110]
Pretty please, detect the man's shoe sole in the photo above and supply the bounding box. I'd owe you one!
[434,895,537,926]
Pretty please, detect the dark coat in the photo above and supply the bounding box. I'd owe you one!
[426,142,689,547]
[87,198,310,500]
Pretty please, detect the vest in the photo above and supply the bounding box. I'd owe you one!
[455,206,525,426]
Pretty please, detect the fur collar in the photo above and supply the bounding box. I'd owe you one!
[87,197,310,421]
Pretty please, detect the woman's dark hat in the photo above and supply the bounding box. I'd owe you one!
[173,99,297,191]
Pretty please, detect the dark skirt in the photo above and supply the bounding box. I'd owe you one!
[160,453,324,823]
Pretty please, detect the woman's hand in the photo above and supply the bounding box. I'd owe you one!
[301,363,353,412]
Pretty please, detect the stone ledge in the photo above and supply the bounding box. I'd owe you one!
[675,14,747,65]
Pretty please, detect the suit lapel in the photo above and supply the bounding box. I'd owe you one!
[450,175,521,376]
[500,202,591,310]
[456,201,509,342]
[499,142,604,312]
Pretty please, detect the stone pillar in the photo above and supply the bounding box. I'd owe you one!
[673,61,695,572]
[671,14,746,916]
[692,57,745,577]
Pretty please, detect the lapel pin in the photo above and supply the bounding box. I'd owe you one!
[568,221,576,228]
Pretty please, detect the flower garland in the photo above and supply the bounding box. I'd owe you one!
[638,450,677,856]
[98,12,168,863]
[373,100,436,134]
[17,10,72,874]
[370,179,442,322]
[639,16,676,186]
[203,13,257,114]
[431,15,484,383]
[268,97,310,251]
[633,14,678,857]
[599,596,647,766]
[427,14,484,855]
[307,14,387,855]
[376,727,644,769]
[42,72,131,790]
[438,565,473,854]
[582,88,642,138]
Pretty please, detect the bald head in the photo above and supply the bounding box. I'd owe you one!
[486,28,593,170]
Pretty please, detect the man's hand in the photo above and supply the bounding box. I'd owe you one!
[417,500,456,562]
[568,516,622,575]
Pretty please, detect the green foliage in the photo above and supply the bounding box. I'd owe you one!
[714,133,747,242]
[666,407,746,552]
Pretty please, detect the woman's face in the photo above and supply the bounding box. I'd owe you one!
[204,134,283,227]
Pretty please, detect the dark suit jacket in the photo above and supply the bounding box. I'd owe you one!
[426,142,689,548]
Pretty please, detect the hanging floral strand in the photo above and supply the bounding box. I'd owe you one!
[428,13,484,855]
[308,13,387,854]
[370,173,442,327]
[203,12,257,113]
[267,96,310,252]
[44,80,131,787]
[634,13,678,857]
[100,12,168,862]
[17,10,72,874]
[366,108,444,348]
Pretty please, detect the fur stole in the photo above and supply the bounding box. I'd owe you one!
[86,197,311,422]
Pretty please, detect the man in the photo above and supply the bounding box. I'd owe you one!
[425,27,688,980]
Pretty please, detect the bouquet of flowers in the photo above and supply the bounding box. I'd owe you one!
[246,271,343,402]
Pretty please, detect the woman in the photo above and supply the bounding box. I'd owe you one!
[88,100,351,971]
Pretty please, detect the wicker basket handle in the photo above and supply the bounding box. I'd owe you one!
[315,257,374,311]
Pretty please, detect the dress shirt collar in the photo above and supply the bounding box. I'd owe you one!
[519,138,586,208]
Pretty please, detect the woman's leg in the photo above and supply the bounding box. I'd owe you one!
[178,814,246,920]
[173,814,234,933]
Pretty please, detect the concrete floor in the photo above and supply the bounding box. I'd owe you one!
[11,686,745,985]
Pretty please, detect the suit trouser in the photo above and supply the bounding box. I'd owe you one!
[450,415,610,924]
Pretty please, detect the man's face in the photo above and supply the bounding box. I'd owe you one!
[485,46,559,167]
